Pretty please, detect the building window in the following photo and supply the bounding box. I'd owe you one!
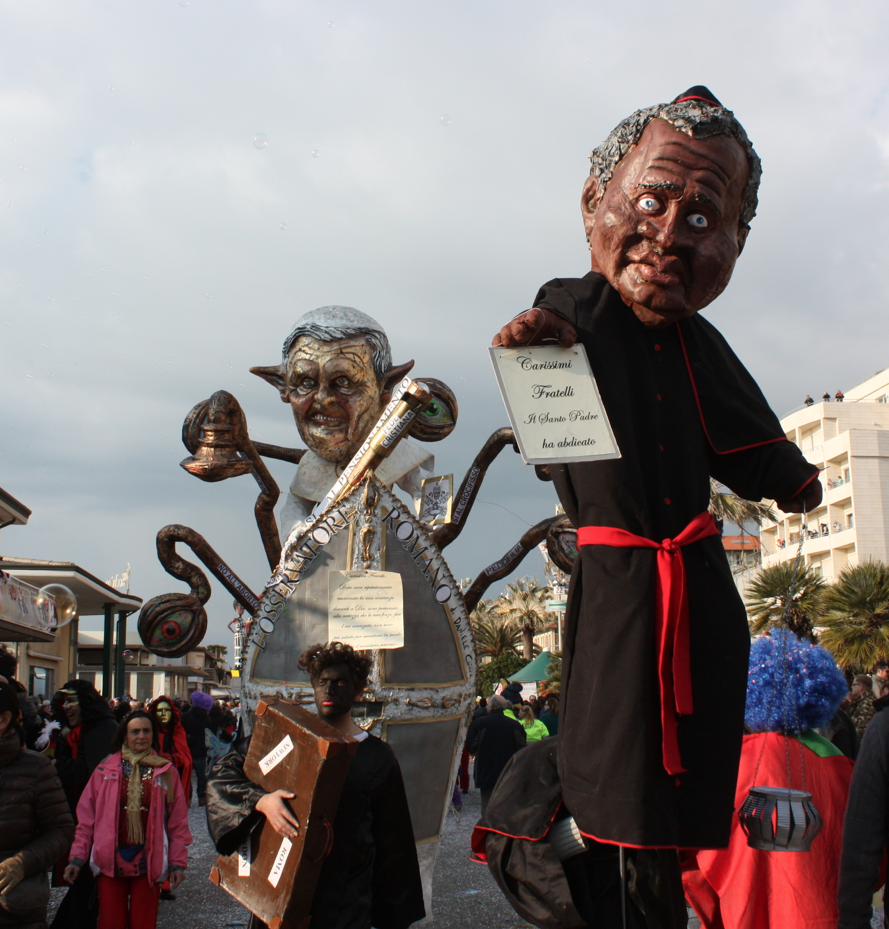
[28,666,54,699]
[844,467,851,483]
[136,672,154,703]
[848,513,855,529]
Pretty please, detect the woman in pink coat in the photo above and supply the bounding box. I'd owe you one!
[63,710,192,929]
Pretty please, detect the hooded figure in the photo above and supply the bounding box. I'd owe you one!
[50,679,118,929]
[148,695,193,804]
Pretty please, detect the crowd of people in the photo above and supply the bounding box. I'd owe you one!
[0,643,239,929]
[5,623,889,929]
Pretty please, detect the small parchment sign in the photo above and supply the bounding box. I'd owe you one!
[418,474,453,526]
[489,344,621,465]
[328,570,404,649]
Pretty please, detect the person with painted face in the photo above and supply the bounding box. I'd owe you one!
[147,695,193,804]
[0,678,74,927]
[206,641,425,929]
[64,710,191,929]
[488,88,822,926]
[50,679,118,929]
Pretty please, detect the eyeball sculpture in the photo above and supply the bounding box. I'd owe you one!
[137,591,208,658]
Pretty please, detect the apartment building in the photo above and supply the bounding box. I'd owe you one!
[759,368,889,581]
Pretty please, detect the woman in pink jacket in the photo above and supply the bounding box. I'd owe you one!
[63,710,192,929]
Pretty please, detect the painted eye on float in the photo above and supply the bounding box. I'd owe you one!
[638,196,660,212]
[408,378,458,442]
[423,398,454,428]
[687,213,708,228]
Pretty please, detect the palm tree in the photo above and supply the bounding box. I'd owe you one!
[819,561,889,670]
[471,599,523,660]
[498,577,548,661]
[745,561,826,642]
[709,479,777,529]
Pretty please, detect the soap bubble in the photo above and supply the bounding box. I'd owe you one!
[327,20,334,27]
[180,0,189,6]
[253,133,268,149]
[36,584,78,630]
[122,649,134,661]
[311,149,320,158]
[440,114,452,127]
[279,223,287,230]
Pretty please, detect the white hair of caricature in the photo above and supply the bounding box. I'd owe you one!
[588,99,762,233]
[281,306,392,381]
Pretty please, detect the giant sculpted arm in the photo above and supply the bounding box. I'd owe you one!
[708,441,821,515]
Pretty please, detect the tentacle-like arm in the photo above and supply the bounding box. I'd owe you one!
[156,524,261,613]
[463,515,560,613]
[431,428,518,549]
[180,390,285,570]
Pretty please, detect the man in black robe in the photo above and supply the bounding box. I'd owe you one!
[490,88,820,922]
[206,642,425,929]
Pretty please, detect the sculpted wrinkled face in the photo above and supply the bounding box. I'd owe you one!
[286,336,383,463]
[582,119,749,328]
[155,701,172,726]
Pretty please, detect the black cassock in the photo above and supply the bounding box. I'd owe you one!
[534,273,817,849]
[207,733,425,929]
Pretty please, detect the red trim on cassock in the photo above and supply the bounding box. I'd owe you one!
[577,512,719,775]
[470,804,564,862]
[675,321,788,456]
[790,469,821,501]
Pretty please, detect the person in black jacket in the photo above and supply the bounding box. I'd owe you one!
[838,707,889,928]
[182,690,214,804]
[50,679,117,929]
[207,642,425,929]
[465,695,526,815]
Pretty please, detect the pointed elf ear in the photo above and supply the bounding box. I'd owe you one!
[249,365,289,402]
[381,360,415,401]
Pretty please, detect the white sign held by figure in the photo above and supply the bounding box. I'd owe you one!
[328,570,404,648]
[489,344,620,465]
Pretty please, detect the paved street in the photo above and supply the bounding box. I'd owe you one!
[48,789,705,928]
[48,790,525,929]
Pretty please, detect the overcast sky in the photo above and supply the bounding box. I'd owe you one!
[3,0,889,651]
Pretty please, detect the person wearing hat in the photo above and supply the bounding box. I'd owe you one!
[182,690,214,805]
[0,677,74,927]
[465,694,526,816]
[491,88,821,921]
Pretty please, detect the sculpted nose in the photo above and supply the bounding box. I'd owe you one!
[639,208,682,249]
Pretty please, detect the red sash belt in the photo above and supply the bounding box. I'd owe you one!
[576,511,718,776]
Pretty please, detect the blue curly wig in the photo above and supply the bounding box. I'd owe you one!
[744,629,847,733]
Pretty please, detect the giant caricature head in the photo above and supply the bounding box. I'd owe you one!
[581,87,761,328]
[251,306,413,463]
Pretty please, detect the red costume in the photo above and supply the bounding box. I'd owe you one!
[148,696,193,803]
[682,732,853,929]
